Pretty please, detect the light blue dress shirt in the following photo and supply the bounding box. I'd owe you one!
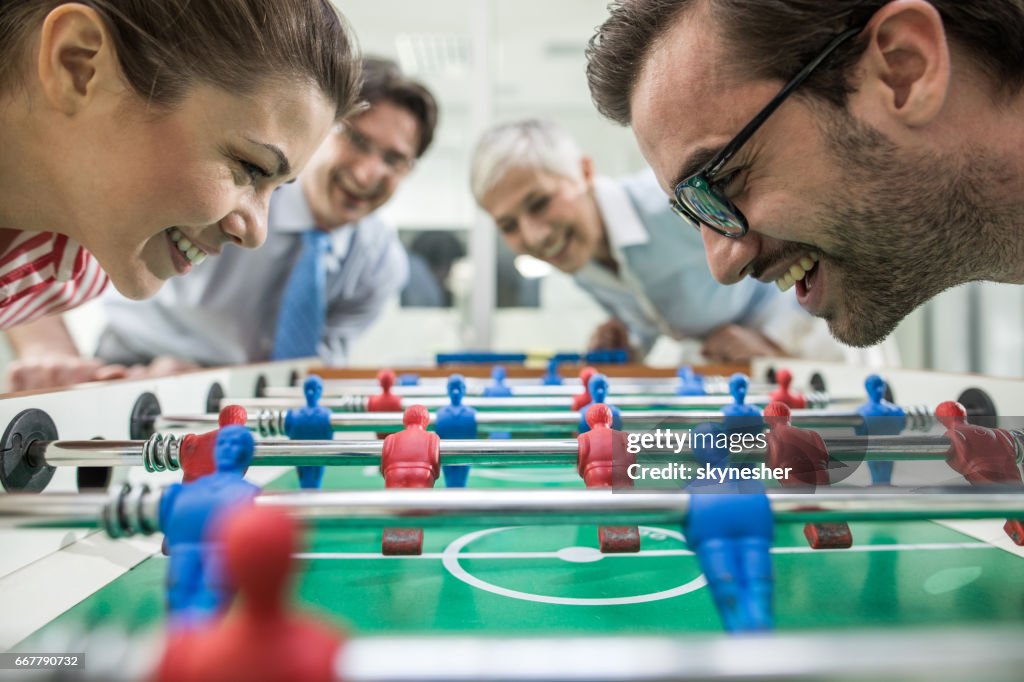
[96,182,409,366]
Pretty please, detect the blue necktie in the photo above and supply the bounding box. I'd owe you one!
[272,229,331,360]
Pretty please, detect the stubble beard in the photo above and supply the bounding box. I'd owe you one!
[812,110,1018,347]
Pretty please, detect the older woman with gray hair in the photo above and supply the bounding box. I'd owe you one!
[469,119,851,363]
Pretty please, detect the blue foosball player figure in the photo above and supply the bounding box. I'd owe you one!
[435,374,477,488]
[855,374,906,485]
[483,365,513,397]
[159,425,260,624]
[541,357,563,386]
[685,423,774,633]
[721,374,764,460]
[676,365,706,396]
[285,375,333,489]
[578,373,623,433]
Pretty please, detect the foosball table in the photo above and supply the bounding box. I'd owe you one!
[1,358,1023,681]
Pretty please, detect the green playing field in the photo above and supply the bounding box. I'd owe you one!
[20,463,1024,646]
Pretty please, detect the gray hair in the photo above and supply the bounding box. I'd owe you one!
[470,119,584,204]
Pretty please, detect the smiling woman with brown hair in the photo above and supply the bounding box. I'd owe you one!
[0,0,361,331]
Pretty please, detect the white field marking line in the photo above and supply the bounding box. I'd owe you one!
[441,526,708,606]
[294,528,1005,606]
[470,468,581,483]
[936,520,1024,559]
[294,540,998,561]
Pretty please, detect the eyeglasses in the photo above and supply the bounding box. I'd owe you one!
[670,26,864,238]
[336,122,415,175]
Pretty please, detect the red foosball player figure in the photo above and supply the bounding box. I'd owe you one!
[179,405,249,483]
[764,401,852,549]
[157,504,345,682]
[368,369,403,440]
[368,369,403,412]
[571,366,598,411]
[577,403,639,553]
[578,374,622,434]
[937,400,1024,544]
[768,369,807,409]
[380,405,440,555]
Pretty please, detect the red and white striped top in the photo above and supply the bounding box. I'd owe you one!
[0,231,108,329]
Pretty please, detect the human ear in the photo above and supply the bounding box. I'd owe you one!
[36,4,121,115]
[857,0,950,127]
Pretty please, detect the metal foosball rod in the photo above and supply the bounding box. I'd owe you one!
[21,626,1024,682]
[28,433,972,473]
[252,488,1024,527]
[223,391,839,411]
[2,486,1023,534]
[262,375,781,398]
[340,628,1024,682]
[155,405,936,435]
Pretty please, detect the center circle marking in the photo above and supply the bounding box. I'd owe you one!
[441,526,706,606]
[556,546,604,563]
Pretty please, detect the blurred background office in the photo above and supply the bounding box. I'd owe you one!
[1,0,1021,380]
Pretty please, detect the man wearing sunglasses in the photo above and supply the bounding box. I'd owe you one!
[586,1,1024,348]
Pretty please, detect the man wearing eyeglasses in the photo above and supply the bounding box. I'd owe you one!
[586,1,1024,349]
[471,119,858,364]
[77,57,437,373]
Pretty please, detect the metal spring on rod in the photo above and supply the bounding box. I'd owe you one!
[806,391,831,409]
[257,409,286,437]
[1007,429,1024,466]
[904,405,936,432]
[140,433,182,473]
[335,395,368,412]
[102,484,159,539]
[702,378,729,395]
